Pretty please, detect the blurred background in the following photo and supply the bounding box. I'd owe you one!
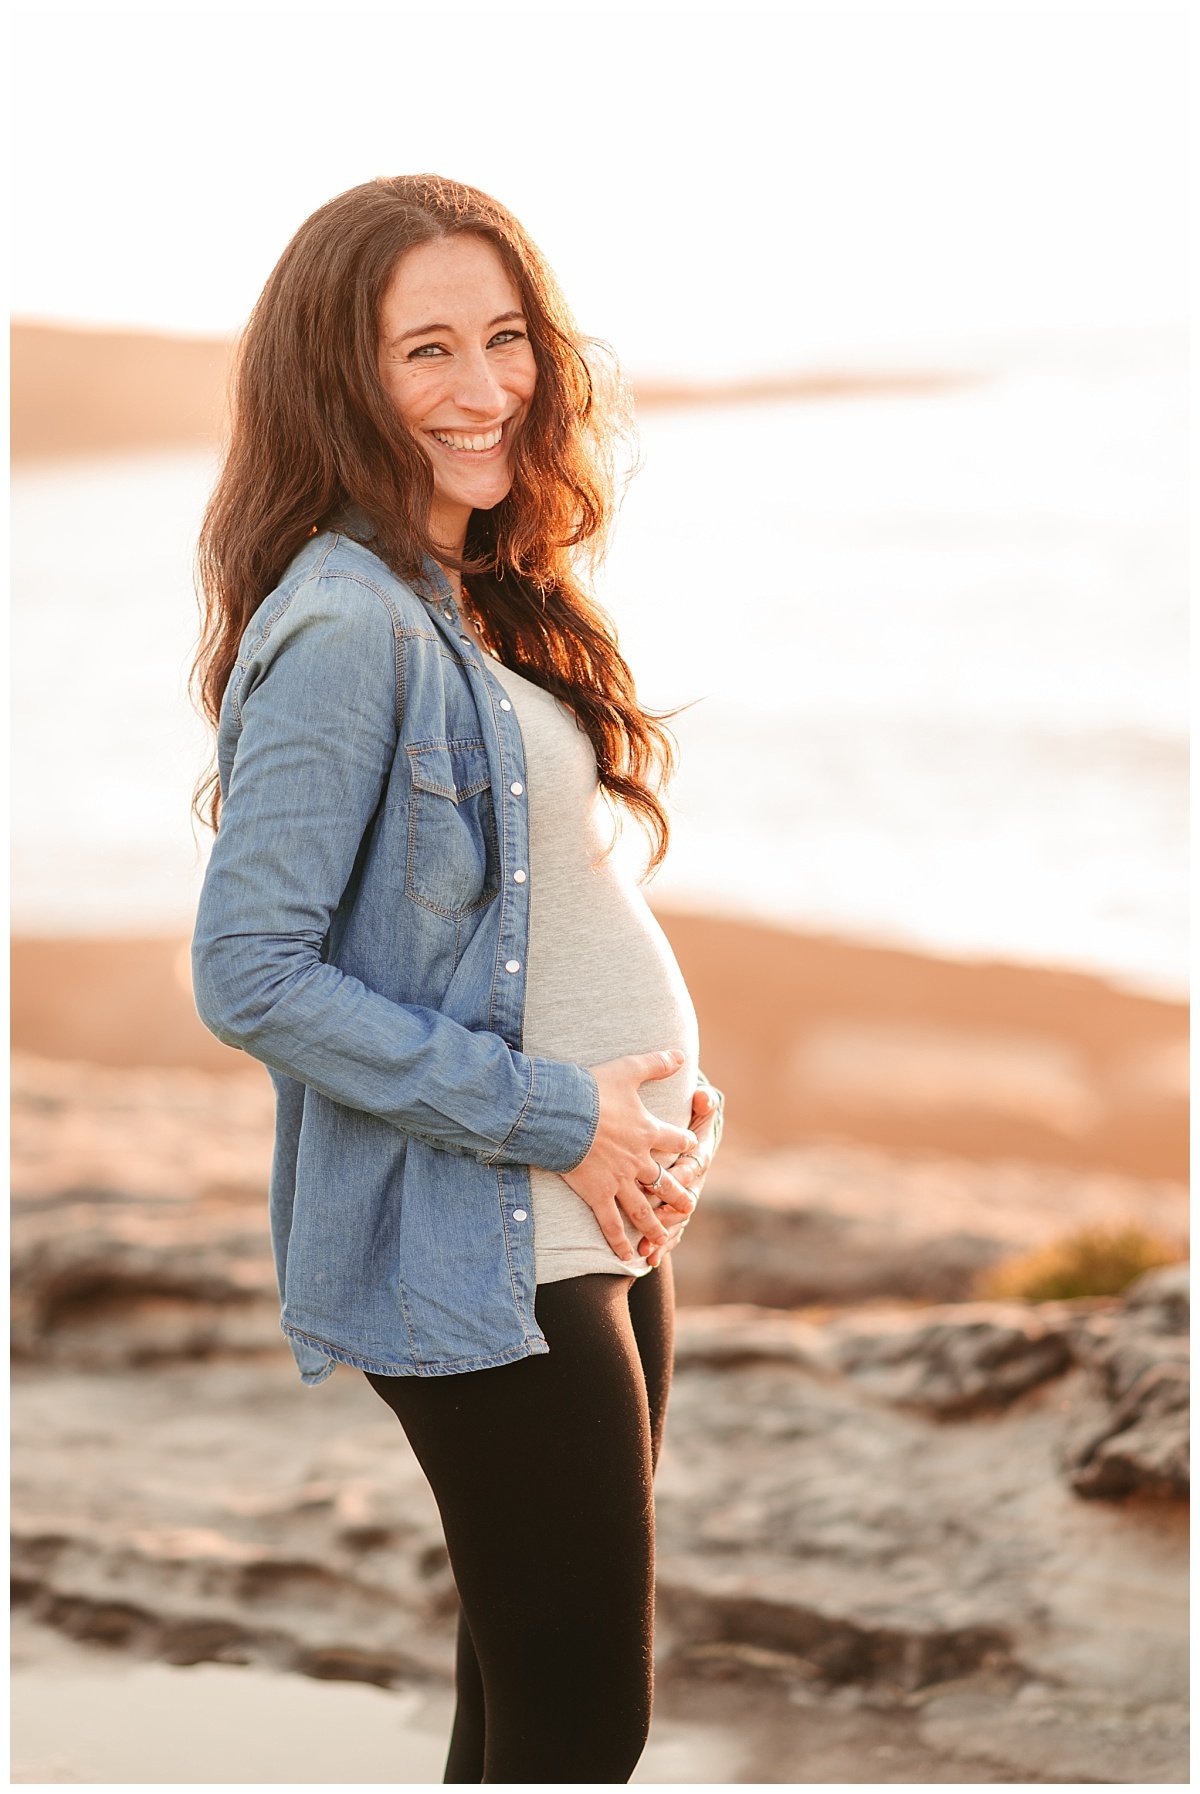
[10,0,1189,1783]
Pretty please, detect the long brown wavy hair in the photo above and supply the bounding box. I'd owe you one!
[191,173,688,874]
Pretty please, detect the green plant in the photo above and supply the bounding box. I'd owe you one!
[973,1221,1188,1304]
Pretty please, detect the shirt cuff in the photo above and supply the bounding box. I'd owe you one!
[489,1057,600,1172]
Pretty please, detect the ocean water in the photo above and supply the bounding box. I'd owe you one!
[11,332,1187,998]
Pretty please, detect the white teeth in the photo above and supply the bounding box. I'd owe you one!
[431,426,504,451]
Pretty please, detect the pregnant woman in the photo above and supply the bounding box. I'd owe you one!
[190,174,725,1784]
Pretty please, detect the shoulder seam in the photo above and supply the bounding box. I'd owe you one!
[237,546,411,733]
[314,557,412,728]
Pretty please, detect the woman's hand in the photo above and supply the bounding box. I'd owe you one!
[559,1049,699,1263]
[639,1080,724,1269]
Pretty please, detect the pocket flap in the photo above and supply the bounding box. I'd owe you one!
[407,739,491,802]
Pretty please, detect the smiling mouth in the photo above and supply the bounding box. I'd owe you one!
[428,420,509,454]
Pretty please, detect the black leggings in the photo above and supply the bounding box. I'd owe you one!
[363,1259,675,1784]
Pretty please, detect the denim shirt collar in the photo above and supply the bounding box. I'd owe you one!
[328,502,459,617]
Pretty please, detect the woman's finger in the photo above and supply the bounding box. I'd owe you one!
[693,1105,718,1140]
[688,1087,719,1126]
[658,1123,699,1160]
[643,1214,689,1267]
[652,1169,695,1216]
[638,1186,695,1263]
[640,1150,703,1200]
[690,1086,726,1157]
[665,1146,709,1195]
[619,1186,671,1247]
[591,1197,638,1262]
[641,1082,725,1265]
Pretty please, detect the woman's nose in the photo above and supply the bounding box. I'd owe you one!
[450,349,507,417]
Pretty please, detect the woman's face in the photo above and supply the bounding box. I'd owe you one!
[377,233,538,555]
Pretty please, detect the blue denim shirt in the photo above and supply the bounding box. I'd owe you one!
[192,524,706,1383]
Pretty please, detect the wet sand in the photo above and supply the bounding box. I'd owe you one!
[9,1608,1080,1786]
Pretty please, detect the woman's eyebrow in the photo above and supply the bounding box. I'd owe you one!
[386,310,527,349]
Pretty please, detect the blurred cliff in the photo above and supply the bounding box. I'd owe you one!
[11,321,233,459]
[10,319,966,462]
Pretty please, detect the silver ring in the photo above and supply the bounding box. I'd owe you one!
[639,1162,664,1193]
[674,1151,701,1172]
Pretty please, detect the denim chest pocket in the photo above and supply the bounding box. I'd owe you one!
[405,739,501,918]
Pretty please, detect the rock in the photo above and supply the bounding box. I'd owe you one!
[913,1677,1190,1785]
[8,1054,1190,1782]
[676,1297,1117,1419]
[670,1305,835,1374]
[653,1315,1186,1744]
[11,1296,1187,1756]
[1065,1364,1189,1500]
[10,1361,456,1687]
[12,1055,1190,1343]
[11,1054,278,1365]
[672,1143,1188,1310]
[822,1301,1082,1416]
[1123,1258,1190,1330]
[1060,1263,1190,1499]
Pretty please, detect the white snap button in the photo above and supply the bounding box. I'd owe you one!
[499,699,512,711]
[512,1210,528,1222]
[443,609,453,619]
[510,781,523,795]
[505,959,521,973]
[513,869,527,883]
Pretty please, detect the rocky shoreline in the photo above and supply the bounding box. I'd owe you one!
[11,1049,1189,1782]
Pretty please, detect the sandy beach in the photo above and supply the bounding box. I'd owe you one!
[11,907,1188,1178]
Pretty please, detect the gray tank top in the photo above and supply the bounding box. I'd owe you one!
[482,652,701,1283]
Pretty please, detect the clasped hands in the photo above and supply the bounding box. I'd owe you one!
[558,1048,725,1271]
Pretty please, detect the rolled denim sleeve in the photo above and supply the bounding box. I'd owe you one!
[191,571,598,1173]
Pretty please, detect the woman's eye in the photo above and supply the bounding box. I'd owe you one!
[405,330,527,362]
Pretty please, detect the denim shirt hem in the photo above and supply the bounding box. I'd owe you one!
[281,1319,551,1383]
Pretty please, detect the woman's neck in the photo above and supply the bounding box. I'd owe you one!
[433,552,467,608]
[430,502,469,600]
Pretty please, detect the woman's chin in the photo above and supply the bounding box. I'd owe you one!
[440,473,516,516]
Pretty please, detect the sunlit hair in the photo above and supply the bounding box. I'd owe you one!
[191,173,687,873]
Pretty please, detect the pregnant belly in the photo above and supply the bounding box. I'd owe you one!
[520,881,701,1130]
[520,880,700,1271]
